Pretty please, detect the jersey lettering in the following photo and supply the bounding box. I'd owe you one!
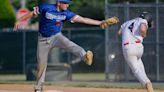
[128,22,134,32]
[45,12,66,20]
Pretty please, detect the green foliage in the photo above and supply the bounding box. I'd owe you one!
[26,0,38,11]
[12,0,21,9]
[109,0,157,3]
[12,0,38,10]
[26,0,39,24]
[64,0,105,28]
[70,0,104,19]
[0,0,16,28]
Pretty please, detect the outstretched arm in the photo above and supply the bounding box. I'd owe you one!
[72,15,102,26]
[72,15,119,29]
[14,11,35,31]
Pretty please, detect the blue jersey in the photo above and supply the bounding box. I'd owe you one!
[38,3,76,37]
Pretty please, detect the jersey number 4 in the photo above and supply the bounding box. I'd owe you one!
[128,22,134,32]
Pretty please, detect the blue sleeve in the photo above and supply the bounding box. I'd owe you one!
[38,3,50,14]
[65,10,77,21]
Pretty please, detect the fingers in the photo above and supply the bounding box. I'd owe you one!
[13,22,19,31]
[100,22,108,29]
[13,25,17,31]
[114,16,119,23]
[100,20,112,29]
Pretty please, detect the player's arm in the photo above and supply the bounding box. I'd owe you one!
[14,11,35,31]
[72,15,119,29]
[140,23,148,38]
[72,15,102,26]
[117,28,122,35]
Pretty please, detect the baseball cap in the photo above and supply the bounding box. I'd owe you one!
[57,0,72,3]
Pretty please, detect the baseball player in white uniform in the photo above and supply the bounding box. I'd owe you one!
[118,12,154,92]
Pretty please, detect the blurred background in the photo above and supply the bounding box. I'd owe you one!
[0,0,164,85]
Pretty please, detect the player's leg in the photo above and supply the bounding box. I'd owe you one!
[138,59,154,92]
[124,52,154,92]
[146,82,154,92]
[53,33,93,65]
[137,44,154,92]
[34,36,52,92]
[124,54,149,83]
[123,46,146,82]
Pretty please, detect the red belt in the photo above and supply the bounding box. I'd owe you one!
[123,40,141,46]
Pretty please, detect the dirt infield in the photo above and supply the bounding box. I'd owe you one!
[0,84,164,92]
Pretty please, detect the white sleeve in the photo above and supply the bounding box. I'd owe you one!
[70,15,80,23]
[33,6,40,15]
[140,19,148,28]
[121,23,126,29]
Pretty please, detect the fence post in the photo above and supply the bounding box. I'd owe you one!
[22,31,26,74]
[156,0,160,81]
[105,0,110,81]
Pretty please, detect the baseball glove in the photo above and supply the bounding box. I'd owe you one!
[100,16,119,29]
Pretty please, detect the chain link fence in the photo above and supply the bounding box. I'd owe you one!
[0,3,164,82]
[104,3,164,81]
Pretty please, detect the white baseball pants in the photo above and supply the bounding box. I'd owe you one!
[122,43,150,86]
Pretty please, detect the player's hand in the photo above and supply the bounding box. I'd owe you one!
[117,29,122,35]
[100,16,119,29]
[13,21,20,31]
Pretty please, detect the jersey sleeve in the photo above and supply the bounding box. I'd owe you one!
[33,3,49,15]
[121,22,126,30]
[65,10,77,22]
[140,19,148,28]
[33,6,39,15]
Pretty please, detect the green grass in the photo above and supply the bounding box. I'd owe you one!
[0,74,30,84]
[0,74,164,90]
[72,73,105,80]
[0,74,25,81]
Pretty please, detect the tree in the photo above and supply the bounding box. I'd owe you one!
[109,0,158,3]
[65,0,105,27]
[0,0,16,28]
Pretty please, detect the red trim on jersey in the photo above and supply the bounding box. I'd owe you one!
[123,40,141,46]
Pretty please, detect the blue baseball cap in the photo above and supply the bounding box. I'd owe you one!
[57,0,72,3]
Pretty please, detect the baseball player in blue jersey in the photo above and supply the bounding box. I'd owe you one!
[118,12,154,92]
[14,0,119,92]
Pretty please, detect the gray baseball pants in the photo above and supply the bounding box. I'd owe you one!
[34,32,86,90]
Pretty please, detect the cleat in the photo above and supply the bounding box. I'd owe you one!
[146,82,154,92]
[64,63,70,68]
[84,50,93,65]
[34,89,42,92]
[34,85,43,92]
